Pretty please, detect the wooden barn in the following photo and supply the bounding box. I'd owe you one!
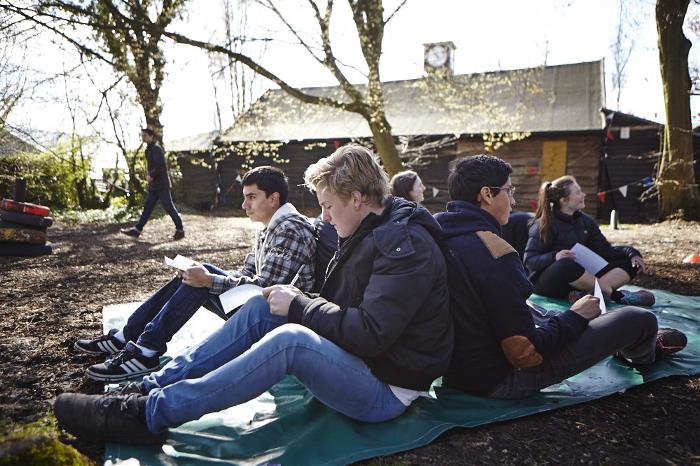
[166,131,221,210]
[176,58,693,221]
[213,60,605,215]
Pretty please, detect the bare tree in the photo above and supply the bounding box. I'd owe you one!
[655,0,699,218]
[138,0,409,174]
[0,10,28,133]
[611,0,636,110]
[208,0,268,131]
[2,0,188,142]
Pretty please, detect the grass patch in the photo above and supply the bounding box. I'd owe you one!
[0,416,92,466]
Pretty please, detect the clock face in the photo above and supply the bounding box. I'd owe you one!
[426,45,448,67]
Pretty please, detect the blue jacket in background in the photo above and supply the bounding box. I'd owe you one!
[435,201,588,395]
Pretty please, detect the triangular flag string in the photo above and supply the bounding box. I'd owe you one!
[595,175,655,201]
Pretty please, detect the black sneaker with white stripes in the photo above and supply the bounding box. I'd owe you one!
[74,329,125,356]
[85,342,160,382]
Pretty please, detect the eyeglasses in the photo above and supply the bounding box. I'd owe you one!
[487,185,516,198]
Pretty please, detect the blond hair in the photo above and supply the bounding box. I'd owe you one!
[304,144,389,206]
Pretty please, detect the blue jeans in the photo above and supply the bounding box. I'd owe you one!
[489,306,658,399]
[122,264,230,354]
[142,295,406,432]
[135,188,183,231]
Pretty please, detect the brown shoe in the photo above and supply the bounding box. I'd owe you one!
[170,230,185,241]
[120,227,141,238]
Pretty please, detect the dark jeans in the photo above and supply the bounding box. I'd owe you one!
[533,257,637,299]
[135,188,183,232]
[121,263,229,354]
[488,306,658,399]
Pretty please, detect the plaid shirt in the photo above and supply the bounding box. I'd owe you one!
[210,203,316,294]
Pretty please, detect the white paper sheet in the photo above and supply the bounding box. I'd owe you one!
[219,284,263,313]
[164,254,196,271]
[570,243,609,275]
[593,279,607,315]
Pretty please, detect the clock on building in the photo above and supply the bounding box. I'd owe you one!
[426,44,448,67]
[424,42,455,75]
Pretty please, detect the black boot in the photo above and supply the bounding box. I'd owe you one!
[54,393,166,445]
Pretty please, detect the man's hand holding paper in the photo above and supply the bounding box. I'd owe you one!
[181,263,214,288]
[570,294,601,321]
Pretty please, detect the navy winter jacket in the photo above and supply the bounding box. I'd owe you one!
[435,201,588,395]
[289,197,453,391]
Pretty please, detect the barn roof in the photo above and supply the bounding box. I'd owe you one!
[166,130,221,153]
[0,128,39,156]
[220,60,605,143]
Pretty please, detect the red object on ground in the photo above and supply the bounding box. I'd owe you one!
[682,254,700,264]
[0,199,51,217]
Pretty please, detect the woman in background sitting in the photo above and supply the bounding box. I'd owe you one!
[390,170,426,203]
[524,175,654,306]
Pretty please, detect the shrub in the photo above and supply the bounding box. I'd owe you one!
[0,140,99,209]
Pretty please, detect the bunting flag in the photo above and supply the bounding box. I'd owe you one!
[235,174,242,183]
[432,187,440,198]
[595,175,655,203]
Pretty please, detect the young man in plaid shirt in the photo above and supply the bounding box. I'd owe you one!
[73,166,317,381]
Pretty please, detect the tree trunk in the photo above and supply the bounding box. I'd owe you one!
[368,116,402,176]
[656,0,699,218]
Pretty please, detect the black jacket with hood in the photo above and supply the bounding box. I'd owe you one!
[524,208,641,281]
[288,197,453,391]
[435,201,588,395]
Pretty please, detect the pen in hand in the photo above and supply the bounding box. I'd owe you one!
[289,265,304,287]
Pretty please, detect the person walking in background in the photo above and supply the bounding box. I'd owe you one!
[524,175,654,306]
[389,170,426,203]
[121,128,184,241]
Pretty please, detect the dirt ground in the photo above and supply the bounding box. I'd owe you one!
[0,212,698,465]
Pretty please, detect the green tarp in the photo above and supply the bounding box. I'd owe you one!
[103,287,699,466]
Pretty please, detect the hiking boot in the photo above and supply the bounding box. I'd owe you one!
[74,329,125,356]
[85,342,160,382]
[655,328,687,359]
[54,393,165,445]
[120,227,141,238]
[105,381,149,396]
[170,230,185,241]
[567,290,588,305]
[616,289,656,307]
